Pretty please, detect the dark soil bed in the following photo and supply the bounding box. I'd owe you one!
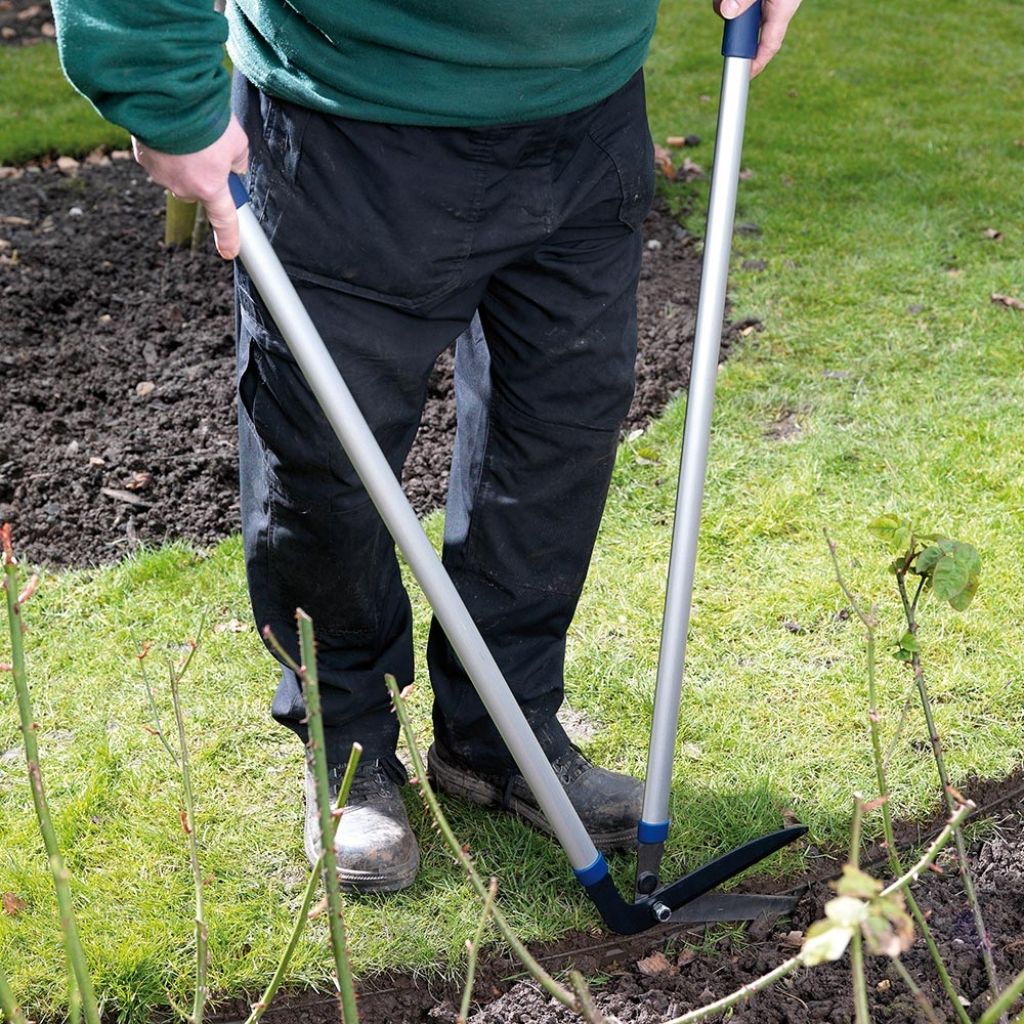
[0,158,745,567]
[0,0,53,47]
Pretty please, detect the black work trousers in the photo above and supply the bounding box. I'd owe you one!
[233,70,655,781]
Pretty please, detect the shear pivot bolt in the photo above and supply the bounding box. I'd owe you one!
[652,902,672,923]
[637,872,658,895]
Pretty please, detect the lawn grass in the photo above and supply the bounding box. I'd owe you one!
[0,44,128,164]
[3,0,1024,1018]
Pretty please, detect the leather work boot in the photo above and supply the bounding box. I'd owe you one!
[427,743,642,853]
[304,758,420,892]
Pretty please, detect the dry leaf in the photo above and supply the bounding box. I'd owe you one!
[666,135,685,148]
[983,228,1003,240]
[214,618,248,634]
[2,892,26,916]
[782,929,805,948]
[676,948,697,968]
[88,456,106,467]
[679,742,702,760]
[992,293,1024,311]
[653,144,675,179]
[636,951,676,977]
[739,167,755,180]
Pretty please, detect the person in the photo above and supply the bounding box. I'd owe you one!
[52,0,802,892]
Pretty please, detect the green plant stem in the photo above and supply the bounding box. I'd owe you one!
[889,959,943,1024]
[170,659,208,1024]
[244,744,362,1024]
[297,611,359,1024]
[880,800,973,898]
[2,550,101,1024]
[457,877,497,1024]
[978,967,1024,1024]
[0,963,28,1024]
[827,535,973,1024]
[850,932,870,1024]
[895,571,1000,999]
[386,677,579,1013]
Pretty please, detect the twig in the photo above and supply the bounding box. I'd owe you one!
[1,525,101,1024]
[826,533,973,1024]
[386,676,579,1013]
[170,651,208,1024]
[244,744,362,1024]
[0,963,28,1024]
[457,878,498,1024]
[889,959,943,1024]
[849,795,870,1024]
[569,970,607,1024]
[895,570,1000,998]
[296,611,360,1024]
[880,800,973,898]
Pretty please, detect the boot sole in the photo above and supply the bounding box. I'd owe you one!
[427,747,637,853]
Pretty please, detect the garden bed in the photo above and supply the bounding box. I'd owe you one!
[0,158,749,568]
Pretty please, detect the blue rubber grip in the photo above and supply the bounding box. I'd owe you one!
[228,171,249,208]
[722,0,762,59]
[637,819,671,845]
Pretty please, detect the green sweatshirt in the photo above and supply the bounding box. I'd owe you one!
[51,1,659,156]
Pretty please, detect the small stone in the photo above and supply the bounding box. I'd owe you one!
[110,149,132,161]
[56,156,80,175]
[69,206,84,218]
[16,4,42,19]
[40,20,55,37]
[135,381,156,398]
[66,440,80,455]
[646,238,662,251]
[742,258,767,272]
[0,26,15,39]
[98,314,112,324]
[0,166,22,181]
[85,148,112,167]
[88,456,106,467]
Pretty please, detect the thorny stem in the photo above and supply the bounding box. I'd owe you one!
[457,878,498,1024]
[889,959,943,1024]
[0,963,28,1024]
[244,744,362,1024]
[880,800,973,898]
[386,677,579,1013]
[895,569,1000,999]
[170,654,208,1024]
[296,612,360,1024]
[2,528,101,1024]
[827,533,973,1024]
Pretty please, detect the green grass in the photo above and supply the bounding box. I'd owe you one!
[0,44,128,163]
[3,0,1024,1017]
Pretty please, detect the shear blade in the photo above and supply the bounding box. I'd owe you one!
[666,892,799,924]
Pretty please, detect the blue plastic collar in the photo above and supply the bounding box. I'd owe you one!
[637,819,671,844]
[573,853,608,888]
[721,0,761,59]
[228,172,249,209]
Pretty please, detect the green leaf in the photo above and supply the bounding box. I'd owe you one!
[893,648,913,662]
[932,541,981,610]
[898,630,920,653]
[834,865,883,900]
[914,542,946,577]
[868,513,913,553]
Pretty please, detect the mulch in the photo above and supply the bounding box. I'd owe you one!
[0,0,54,47]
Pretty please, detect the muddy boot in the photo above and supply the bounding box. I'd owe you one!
[304,758,420,892]
[427,743,641,853]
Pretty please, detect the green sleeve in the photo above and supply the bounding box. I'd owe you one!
[51,0,231,155]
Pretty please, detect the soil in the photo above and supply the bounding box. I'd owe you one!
[0,158,744,568]
[0,0,53,47]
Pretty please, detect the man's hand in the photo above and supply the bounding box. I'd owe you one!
[715,0,803,78]
[132,115,249,259]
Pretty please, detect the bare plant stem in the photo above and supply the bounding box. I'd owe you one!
[826,534,973,1024]
[244,744,362,1024]
[457,877,498,1024]
[889,959,943,1024]
[386,676,579,1013]
[296,611,360,1024]
[880,800,973,898]
[170,656,208,1024]
[848,796,871,1024]
[0,963,28,1024]
[568,970,607,1024]
[2,534,101,1024]
[978,967,1024,1024]
[895,572,1000,998]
